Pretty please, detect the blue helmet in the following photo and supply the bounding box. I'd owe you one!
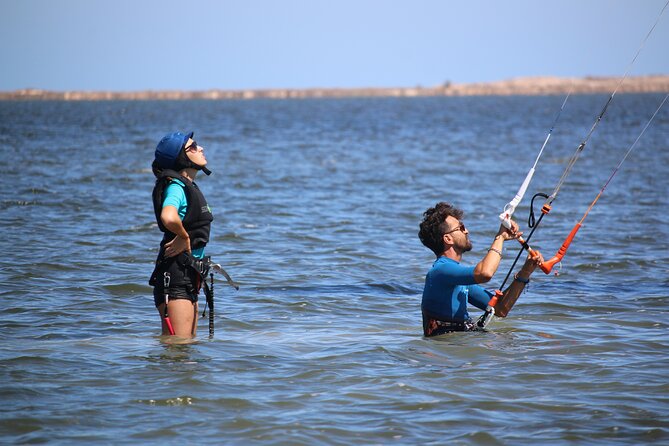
[154,131,193,170]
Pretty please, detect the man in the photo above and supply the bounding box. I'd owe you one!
[418,202,543,336]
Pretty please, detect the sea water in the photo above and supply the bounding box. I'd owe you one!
[1,95,668,444]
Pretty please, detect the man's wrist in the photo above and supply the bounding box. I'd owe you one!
[520,263,535,274]
[488,247,503,258]
[517,267,533,279]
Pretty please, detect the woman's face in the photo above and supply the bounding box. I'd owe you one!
[184,138,207,167]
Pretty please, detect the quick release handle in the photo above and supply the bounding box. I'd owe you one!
[476,290,503,328]
[163,298,176,336]
[540,223,582,274]
[164,317,176,336]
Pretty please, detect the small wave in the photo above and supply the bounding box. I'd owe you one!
[103,283,151,295]
[2,200,41,206]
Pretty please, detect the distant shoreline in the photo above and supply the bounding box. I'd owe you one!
[1,75,668,101]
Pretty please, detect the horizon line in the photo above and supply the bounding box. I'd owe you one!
[2,75,668,100]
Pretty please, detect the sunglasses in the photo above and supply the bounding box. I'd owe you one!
[184,141,199,152]
[444,222,466,234]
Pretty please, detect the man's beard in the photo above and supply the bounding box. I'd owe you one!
[461,236,473,253]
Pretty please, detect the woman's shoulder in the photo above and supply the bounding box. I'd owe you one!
[164,180,187,201]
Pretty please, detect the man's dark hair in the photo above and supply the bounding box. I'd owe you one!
[418,202,464,257]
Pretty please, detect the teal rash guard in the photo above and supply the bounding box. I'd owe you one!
[162,179,205,259]
[421,256,493,322]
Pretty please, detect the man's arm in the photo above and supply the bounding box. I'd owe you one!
[494,252,544,317]
[468,285,493,311]
[473,222,520,283]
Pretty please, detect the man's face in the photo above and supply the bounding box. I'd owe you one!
[443,215,472,253]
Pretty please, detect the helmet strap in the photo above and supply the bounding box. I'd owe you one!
[176,149,212,176]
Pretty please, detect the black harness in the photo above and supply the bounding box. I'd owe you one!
[422,309,479,337]
[150,252,216,337]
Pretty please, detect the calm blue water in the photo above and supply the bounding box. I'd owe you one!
[1,95,668,445]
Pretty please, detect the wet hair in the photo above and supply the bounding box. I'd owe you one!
[418,202,464,257]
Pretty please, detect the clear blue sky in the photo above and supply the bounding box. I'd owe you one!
[1,0,668,91]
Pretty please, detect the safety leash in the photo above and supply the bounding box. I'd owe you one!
[202,273,215,338]
[200,261,239,338]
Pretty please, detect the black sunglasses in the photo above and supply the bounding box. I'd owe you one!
[184,140,199,152]
[444,222,466,234]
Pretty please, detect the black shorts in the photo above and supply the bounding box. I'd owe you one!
[150,253,201,307]
[152,285,198,307]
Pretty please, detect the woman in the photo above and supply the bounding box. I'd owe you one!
[149,131,213,337]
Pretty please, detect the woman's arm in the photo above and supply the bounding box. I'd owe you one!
[161,205,191,257]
